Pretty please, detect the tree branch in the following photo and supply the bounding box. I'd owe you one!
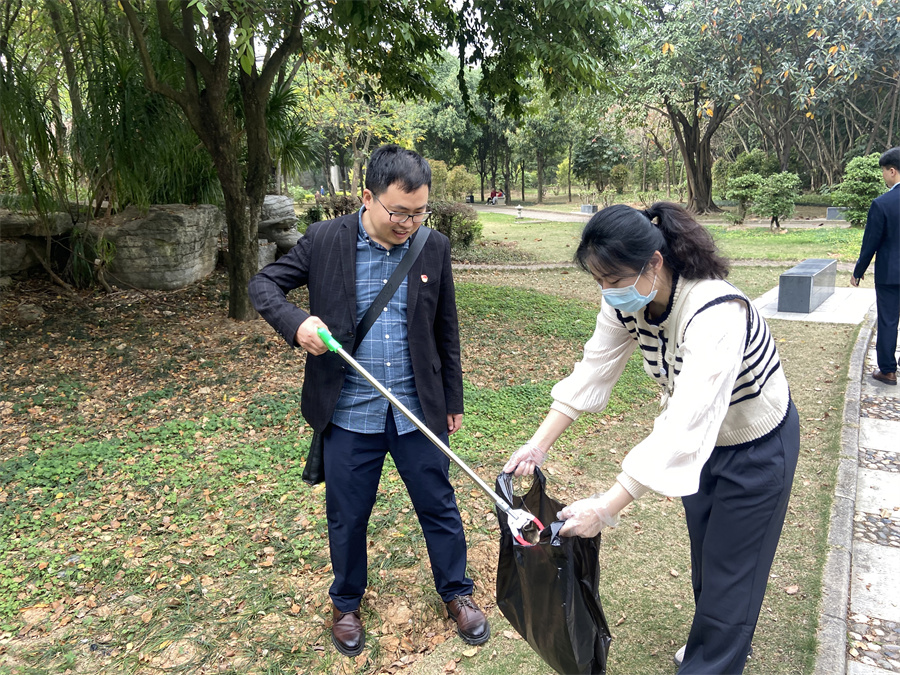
[120,0,188,107]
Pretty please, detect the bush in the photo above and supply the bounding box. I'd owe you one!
[428,160,450,200]
[794,194,833,207]
[321,194,361,220]
[732,149,779,179]
[712,157,731,198]
[298,205,324,232]
[428,200,481,249]
[724,173,763,225]
[831,153,882,228]
[610,164,629,194]
[753,172,801,229]
[446,165,478,201]
[287,185,314,204]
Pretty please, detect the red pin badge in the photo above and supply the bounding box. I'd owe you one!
[421,275,428,283]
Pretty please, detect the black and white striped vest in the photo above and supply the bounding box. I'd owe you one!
[615,275,791,448]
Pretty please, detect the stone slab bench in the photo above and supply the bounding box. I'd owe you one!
[777,258,837,313]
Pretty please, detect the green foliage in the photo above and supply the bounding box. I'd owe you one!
[831,154,883,228]
[753,172,801,228]
[794,194,833,207]
[445,165,478,201]
[299,205,325,231]
[572,135,626,192]
[319,194,361,219]
[724,173,763,225]
[428,160,450,200]
[287,185,314,204]
[712,157,731,197]
[610,164,630,194]
[731,150,779,180]
[428,201,482,249]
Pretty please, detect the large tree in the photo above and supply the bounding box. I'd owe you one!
[118,0,636,320]
[705,0,898,184]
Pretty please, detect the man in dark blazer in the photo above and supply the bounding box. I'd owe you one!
[852,146,900,385]
[248,145,489,657]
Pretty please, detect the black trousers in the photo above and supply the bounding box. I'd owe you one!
[874,283,900,375]
[678,400,800,675]
[323,411,473,612]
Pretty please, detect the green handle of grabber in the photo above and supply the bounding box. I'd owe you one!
[317,327,343,352]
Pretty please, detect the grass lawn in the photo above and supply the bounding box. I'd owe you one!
[458,211,863,266]
[0,210,861,674]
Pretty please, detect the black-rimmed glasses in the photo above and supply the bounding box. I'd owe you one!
[372,194,432,225]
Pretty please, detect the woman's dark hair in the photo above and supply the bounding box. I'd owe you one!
[365,144,431,195]
[575,202,729,280]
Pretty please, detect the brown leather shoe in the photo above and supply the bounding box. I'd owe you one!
[873,370,898,385]
[331,606,364,656]
[446,595,490,645]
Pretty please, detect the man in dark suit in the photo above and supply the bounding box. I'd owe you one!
[248,145,489,656]
[852,147,900,385]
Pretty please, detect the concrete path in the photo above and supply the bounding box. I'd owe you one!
[472,203,850,229]
[815,306,900,675]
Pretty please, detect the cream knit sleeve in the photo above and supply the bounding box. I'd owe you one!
[550,302,637,419]
[620,301,746,497]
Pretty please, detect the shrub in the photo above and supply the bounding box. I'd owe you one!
[446,165,478,201]
[794,194,833,207]
[724,173,762,225]
[287,185,314,204]
[428,200,481,249]
[754,172,801,229]
[732,149,779,179]
[428,160,449,200]
[610,164,630,194]
[321,194,361,220]
[712,157,731,198]
[831,153,882,228]
[299,205,324,232]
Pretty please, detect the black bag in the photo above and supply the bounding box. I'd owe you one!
[301,427,326,485]
[495,469,612,675]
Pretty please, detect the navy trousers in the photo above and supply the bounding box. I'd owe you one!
[323,411,473,612]
[678,400,799,675]
[874,283,900,375]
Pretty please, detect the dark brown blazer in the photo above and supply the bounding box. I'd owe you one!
[248,213,464,434]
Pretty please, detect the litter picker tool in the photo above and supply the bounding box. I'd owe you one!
[317,327,544,546]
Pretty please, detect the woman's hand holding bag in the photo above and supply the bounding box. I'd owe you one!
[502,441,548,476]
[558,494,619,538]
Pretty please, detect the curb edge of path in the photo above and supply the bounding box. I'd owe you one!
[813,307,876,675]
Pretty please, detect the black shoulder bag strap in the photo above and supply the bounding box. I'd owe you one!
[351,226,431,354]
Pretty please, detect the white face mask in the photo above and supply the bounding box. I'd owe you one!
[598,264,658,312]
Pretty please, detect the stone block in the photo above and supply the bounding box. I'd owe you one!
[777,258,836,313]
[826,206,848,220]
[0,238,37,275]
[258,241,277,271]
[0,210,73,237]
[89,204,223,290]
[580,204,598,214]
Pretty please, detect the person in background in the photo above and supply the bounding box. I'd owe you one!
[504,202,799,674]
[851,147,900,385]
[249,144,489,657]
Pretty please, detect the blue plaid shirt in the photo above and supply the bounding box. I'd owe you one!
[331,208,425,434]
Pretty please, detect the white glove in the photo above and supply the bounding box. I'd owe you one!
[502,441,547,476]
[557,495,619,538]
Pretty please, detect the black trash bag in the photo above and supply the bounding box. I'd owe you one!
[495,469,612,675]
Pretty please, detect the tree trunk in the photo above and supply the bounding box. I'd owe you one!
[567,142,572,203]
[663,89,730,214]
[536,151,544,204]
[521,160,525,200]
